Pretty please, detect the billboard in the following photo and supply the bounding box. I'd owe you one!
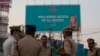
[26,5,81,31]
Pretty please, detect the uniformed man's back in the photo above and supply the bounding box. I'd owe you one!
[17,35,42,56]
[13,25,42,56]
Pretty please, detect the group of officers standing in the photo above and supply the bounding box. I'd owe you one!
[2,25,100,56]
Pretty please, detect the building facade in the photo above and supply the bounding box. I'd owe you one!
[0,3,10,38]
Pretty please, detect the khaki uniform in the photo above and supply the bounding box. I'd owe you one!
[13,35,42,56]
[87,38,100,56]
[39,46,51,56]
[88,47,100,56]
[64,37,76,56]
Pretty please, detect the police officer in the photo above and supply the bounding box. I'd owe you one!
[13,25,42,56]
[39,35,51,56]
[87,38,100,56]
[57,28,76,56]
[3,26,21,56]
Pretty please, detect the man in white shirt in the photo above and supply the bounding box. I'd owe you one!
[3,26,21,56]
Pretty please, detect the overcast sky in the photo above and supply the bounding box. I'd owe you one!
[8,0,100,48]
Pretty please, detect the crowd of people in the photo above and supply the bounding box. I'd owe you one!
[2,25,100,56]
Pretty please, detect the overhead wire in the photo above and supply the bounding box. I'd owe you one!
[82,31,100,36]
[73,31,100,36]
[82,28,100,30]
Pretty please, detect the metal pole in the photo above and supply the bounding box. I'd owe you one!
[77,31,80,44]
[48,28,53,56]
